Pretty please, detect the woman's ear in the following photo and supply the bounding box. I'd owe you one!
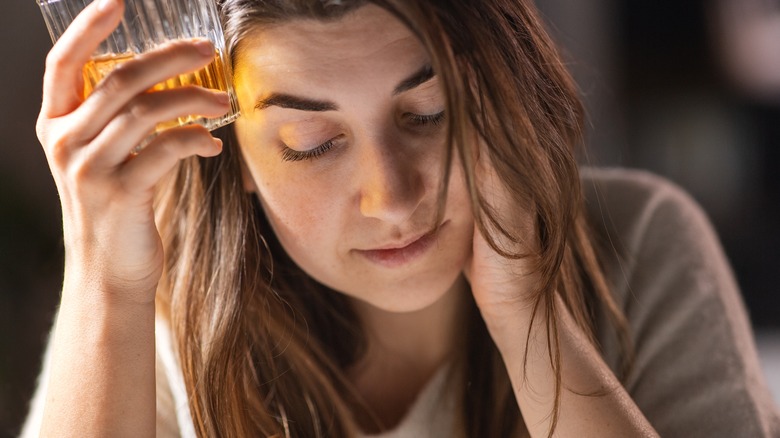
[239,159,259,193]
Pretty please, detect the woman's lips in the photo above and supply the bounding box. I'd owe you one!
[356,222,445,268]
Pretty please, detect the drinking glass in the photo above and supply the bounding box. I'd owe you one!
[37,0,240,139]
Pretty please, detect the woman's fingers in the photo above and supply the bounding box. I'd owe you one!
[33,0,232,303]
[87,85,229,166]
[73,39,219,142]
[119,125,222,194]
[41,0,124,118]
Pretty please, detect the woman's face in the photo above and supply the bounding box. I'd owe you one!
[233,5,474,312]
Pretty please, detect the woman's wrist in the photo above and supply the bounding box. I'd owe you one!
[62,251,162,307]
[477,296,545,354]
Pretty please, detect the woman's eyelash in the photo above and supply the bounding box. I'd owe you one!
[279,112,445,163]
[407,110,446,126]
[281,138,338,162]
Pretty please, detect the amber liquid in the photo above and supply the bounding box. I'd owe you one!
[83,50,234,132]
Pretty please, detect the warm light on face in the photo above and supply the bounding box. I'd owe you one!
[233,4,474,313]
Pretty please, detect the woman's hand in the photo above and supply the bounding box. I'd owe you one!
[38,0,229,303]
[462,152,540,326]
[462,153,658,437]
[35,1,231,435]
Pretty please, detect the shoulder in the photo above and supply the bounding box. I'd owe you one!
[581,167,780,437]
[579,166,730,302]
[155,316,196,438]
[580,167,713,256]
[579,167,739,351]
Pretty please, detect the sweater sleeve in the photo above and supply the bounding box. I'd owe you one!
[583,168,780,438]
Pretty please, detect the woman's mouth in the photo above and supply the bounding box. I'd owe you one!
[356,222,446,268]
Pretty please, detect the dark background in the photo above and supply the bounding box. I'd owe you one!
[1,1,778,436]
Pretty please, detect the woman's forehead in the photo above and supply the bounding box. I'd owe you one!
[233,4,428,84]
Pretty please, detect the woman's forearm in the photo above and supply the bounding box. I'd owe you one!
[30,0,225,433]
[39,274,156,438]
[483,295,658,438]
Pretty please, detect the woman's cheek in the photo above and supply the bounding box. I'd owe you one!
[259,174,337,244]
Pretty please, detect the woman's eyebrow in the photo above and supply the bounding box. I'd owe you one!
[393,64,434,95]
[254,64,435,112]
[255,94,338,112]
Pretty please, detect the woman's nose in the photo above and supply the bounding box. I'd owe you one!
[358,139,426,225]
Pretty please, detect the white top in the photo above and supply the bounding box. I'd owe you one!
[154,316,457,438]
[19,168,780,437]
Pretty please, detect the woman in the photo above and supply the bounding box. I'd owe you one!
[22,0,780,436]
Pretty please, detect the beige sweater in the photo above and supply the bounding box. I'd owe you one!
[20,168,780,437]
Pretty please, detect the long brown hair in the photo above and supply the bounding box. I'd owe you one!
[155,0,630,436]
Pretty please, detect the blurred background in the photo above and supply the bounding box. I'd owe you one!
[1,0,778,436]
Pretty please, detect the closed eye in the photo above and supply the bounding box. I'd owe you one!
[407,110,446,126]
[281,135,344,162]
[279,111,445,162]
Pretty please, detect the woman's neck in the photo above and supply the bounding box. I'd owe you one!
[346,275,469,432]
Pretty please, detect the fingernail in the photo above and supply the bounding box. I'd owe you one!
[97,0,118,12]
[194,39,214,57]
[213,138,224,149]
